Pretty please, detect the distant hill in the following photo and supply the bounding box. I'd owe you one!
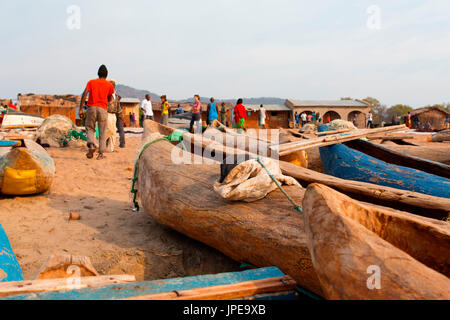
[116,84,286,105]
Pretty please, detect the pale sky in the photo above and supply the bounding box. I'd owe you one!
[1,0,449,108]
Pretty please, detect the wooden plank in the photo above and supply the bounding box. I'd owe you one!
[313,128,351,136]
[0,275,136,298]
[123,276,296,300]
[275,125,407,156]
[366,134,414,141]
[3,267,289,300]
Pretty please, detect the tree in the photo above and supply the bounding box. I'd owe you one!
[362,97,386,124]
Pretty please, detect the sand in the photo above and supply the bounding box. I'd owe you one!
[0,136,239,281]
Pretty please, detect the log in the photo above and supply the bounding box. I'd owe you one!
[431,132,450,142]
[144,120,450,219]
[302,184,450,300]
[34,255,99,280]
[275,125,407,156]
[123,275,296,300]
[137,128,323,296]
[0,275,136,298]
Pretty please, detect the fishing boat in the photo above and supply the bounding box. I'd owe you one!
[0,225,24,283]
[1,267,301,300]
[302,184,450,300]
[0,139,55,195]
[143,120,450,219]
[0,108,44,129]
[317,124,450,199]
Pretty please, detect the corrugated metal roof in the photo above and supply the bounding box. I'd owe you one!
[121,97,140,104]
[289,100,368,107]
[245,104,291,112]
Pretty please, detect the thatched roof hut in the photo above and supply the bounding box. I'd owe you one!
[410,106,449,131]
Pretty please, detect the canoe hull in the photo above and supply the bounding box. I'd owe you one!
[320,143,450,199]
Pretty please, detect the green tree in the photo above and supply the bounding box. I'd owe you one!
[340,97,353,101]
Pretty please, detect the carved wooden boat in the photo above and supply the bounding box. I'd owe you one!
[302,183,450,300]
[0,224,24,283]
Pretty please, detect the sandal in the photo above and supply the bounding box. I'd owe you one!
[86,144,96,159]
[96,153,106,160]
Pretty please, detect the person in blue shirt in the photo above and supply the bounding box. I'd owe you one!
[294,112,300,128]
[176,104,184,114]
[207,97,219,126]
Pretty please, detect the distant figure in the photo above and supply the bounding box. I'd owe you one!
[312,111,316,122]
[129,112,136,127]
[326,115,331,123]
[317,112,322,124]
[108,79,125,148]
[294,112,300,128]
[307,113,313,123]
[141,94,154,121]
[207,97,218,126]
[234,98,247,132]
[190,95,202,134]
[412,114,419,129]
[301,112,307,127]
[220,102,228,126]
[367,112,374,128]
[259,104,268,129]
[176,104,184,114]
[405,111,412,129]
[446,115,449,129]
[352,113,358,127]
[79,64,114,160]
[391,114,397,126]
[160,95,170,126]
[9,100,17,110]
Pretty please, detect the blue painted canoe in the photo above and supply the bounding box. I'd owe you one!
[0,225,24,283]
[2,267,306,300]
[318,133,450,199]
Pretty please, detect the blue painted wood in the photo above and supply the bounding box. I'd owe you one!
[317,126,450,198]
[0,141,17,147]
[4,267,287,300]
[0,225,24,283]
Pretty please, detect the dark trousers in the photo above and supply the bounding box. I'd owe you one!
[116,117,125,147]
[190,113,202,133]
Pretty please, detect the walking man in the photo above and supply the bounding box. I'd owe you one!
[108,79,125,148]
[141,94,154,121]
[79,65,114,160]
[259,104,268,129]
[234,99,247,132]
[367,111,374,128]
[220,102,228,126]
[207,97,219,126]
[301,112,307,127]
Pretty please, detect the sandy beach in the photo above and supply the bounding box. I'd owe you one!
[0,136,239,281]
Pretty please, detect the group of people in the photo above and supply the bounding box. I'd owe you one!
[294,111,322,128]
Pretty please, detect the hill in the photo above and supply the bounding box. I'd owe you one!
[116,84,285,105]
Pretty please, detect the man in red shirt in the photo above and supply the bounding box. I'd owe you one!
[233,98,247,132]
[79,65,114,160]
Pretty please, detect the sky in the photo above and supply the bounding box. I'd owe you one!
[0,0,449,108]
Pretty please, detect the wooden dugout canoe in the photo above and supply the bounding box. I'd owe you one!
[319,143,450,199]
[344,139,450,179]
[136,124,323,296]
[302,184,450,300]
[143,120,450,219]
[0,139,55,195]
[0,224,24,283]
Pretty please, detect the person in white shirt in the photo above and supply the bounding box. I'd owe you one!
[301,112,307,127]
[367,112,374,128]
[259,104,268,128]
[141,94,154,121]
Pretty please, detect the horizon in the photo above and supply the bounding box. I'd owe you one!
[1,1,450,108]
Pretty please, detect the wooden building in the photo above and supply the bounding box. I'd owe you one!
[410,107,449,131]
[244,104,292,128]
[120,98,141,127]
[285,99,370,128]
[18,94,79,123]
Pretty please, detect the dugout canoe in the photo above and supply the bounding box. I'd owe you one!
[0,139,55,195]
[2,267,301,300]
[143,120,450,219]
[0,225,24,283]
[319,143,450,199]
[344,139,450,179]
[1,109,44,129]
[302,184,450,300]
[136,123,323,296]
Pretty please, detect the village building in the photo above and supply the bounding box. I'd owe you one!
[18,94,79,123]
[244,104,292,128]
[409,106,449,131]
[120,98,141,127]
[285,99,371,128]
